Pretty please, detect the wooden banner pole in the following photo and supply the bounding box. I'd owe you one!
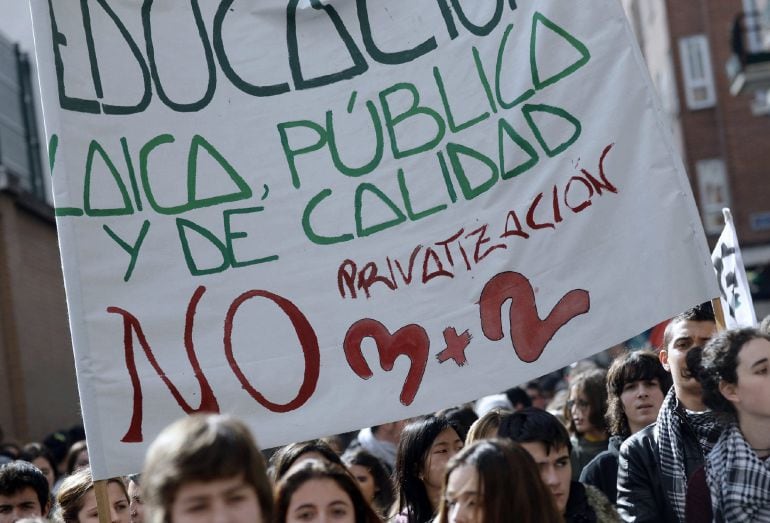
[711,297,726,332]
[94,480,112,523]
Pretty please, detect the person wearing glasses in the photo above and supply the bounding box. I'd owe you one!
[564,369,610,480]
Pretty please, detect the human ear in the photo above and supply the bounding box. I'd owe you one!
[719,380,739,404]
[659,349,670,371]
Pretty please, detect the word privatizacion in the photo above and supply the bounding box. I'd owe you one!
[337,143,617,299]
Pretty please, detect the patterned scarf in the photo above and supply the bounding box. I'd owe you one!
[653,388,721,522]
[706,424,770,522]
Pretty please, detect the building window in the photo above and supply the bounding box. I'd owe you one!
[696,158,730,234]
[0,31,44,199]
[678,34,717,110]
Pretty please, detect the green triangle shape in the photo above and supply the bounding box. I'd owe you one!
[355,183,406,237]
[530,12,591,90]
[522,104,582,158]
[447,143,499,200]
[187,135,252,210]
[84,140,134,216]
[498,119,539,179]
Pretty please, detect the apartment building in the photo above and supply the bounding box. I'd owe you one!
[623,0,770,314]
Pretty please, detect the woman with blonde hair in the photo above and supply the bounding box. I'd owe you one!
[465,409,510,445]
[55,467,129,523]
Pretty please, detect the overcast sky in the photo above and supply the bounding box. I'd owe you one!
[0,1,36,53]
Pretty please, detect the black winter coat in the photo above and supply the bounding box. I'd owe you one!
[579,435,624,504]
[615,419,706,523]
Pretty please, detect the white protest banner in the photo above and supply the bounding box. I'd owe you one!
[30,0,719,478]
[712,208,757,328]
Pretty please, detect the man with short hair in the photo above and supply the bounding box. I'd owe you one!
[498,408,618,522]
[616,303,720,523]
[0,461,50,522]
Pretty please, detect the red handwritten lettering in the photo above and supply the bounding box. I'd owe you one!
[224,289,320,413]
[107,286,220,443]
[479,272,590,363]
[343,319,429,405]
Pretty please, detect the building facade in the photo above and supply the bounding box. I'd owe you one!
[623,0,770,316]
[0,29,80,444]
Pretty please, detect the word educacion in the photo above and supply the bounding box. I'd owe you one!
[47,0,519,114]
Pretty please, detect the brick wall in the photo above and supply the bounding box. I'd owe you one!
[0,188,80,444]
[667,0,770,246]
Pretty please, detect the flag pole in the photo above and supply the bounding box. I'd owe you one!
[711,297,726,332]
[95,480,112,523]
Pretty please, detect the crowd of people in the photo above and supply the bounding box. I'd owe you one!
[1,303,769,522]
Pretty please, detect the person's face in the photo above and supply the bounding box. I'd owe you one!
[567,389,593,434]
[31,457,55,490]
[0,486,44,523]
[78,483,129,523]
[74,449,90,472]
[170,475,262,523]
[444,465,482,523]
[720,337,770,419]
[519,442,571,515]
[620,378,666,434]
[422,428,464,491]
[286,478,354,523]
[660,320,716,401]
[127,480,144,523]
[347,465,376,503]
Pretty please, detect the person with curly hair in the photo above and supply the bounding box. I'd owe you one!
[685,327,770,521]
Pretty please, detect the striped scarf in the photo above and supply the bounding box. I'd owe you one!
[706,424,770,522]
[654,388,721,522]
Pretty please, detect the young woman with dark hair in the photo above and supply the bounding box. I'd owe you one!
[270,440,347,482]
[19,443,58,492]
[274,459,381,523]
[64,441,89,477]
[342,449,394,518]
[579,350,671,502]
[393,416,463,523]
[685,328,770,521]
[436,439,561,523]
[564,369,609,480]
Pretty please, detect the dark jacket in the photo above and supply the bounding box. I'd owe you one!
[616,418,706,523]
[579,435,624,504]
